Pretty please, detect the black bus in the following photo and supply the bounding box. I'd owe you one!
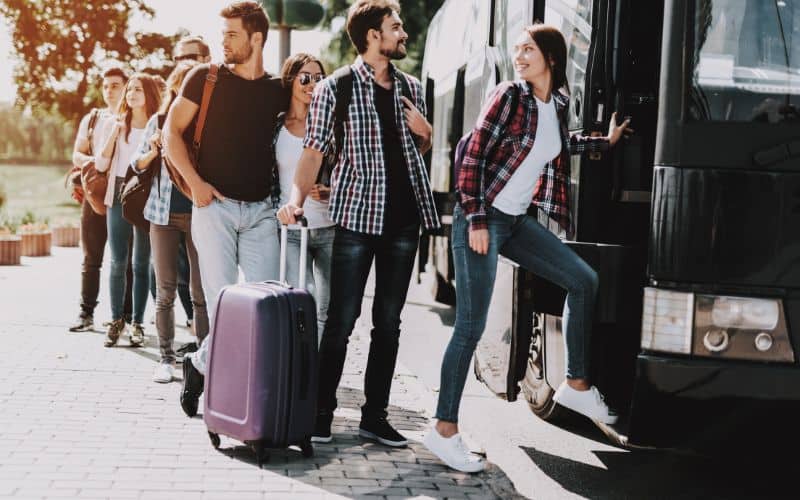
[420,0,800,450]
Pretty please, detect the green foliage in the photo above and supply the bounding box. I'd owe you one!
[0,0,186,127]
[319,0,445,77]
[0,104,74,164]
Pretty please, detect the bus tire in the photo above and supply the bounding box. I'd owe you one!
[520,314,564,422]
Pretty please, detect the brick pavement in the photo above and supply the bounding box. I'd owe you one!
[0,248,524,499]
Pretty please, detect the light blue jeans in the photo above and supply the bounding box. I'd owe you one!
[285,226,335,338]
[435,205,599,423]
[189,198,280,374]
[107,178,151,324]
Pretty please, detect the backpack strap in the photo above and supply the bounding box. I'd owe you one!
[192,63,221,157]
[332,66,353,161]
[86,108,100,156]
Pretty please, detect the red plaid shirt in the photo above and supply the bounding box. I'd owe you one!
[457,81,608,233]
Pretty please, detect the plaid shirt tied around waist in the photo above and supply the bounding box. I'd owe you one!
[303,57,440,235]
[456,81,609,233]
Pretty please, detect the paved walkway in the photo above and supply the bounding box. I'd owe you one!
[0,247,523,499]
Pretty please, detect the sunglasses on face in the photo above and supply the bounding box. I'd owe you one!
[174,53,201,62]
[297,72,324,85]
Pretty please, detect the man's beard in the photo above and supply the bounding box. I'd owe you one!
[379,38,407,60]
[224,44,253,64]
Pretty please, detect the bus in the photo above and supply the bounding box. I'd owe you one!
[420,0,800,451]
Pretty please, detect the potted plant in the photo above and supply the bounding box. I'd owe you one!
[51,219,80,247]
[0,217,22,266]
[17,211,51,257]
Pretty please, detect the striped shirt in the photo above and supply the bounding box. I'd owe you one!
[457,81,609,234]
[303,57,440,235]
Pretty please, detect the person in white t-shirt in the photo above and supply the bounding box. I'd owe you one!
[68,66,128,333]
[94,73,162,348]
[424,24,631,473]
[274,53,335,337]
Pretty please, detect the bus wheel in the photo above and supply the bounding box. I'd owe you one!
[521,314,564,421]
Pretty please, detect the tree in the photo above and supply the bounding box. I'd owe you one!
[319,0,445,77]
[0,0,185,127]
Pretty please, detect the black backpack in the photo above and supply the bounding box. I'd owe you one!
[322,66,413,185]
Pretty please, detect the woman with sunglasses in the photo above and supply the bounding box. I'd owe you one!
[273,53,335,337]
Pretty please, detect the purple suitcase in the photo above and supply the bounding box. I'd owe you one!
[204,221,318,463]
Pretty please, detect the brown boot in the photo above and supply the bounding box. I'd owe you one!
[104,319,126,348]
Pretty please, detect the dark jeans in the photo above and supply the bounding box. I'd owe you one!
[79,199,132,318]
[435,205,599,423]
[317,223,420,422]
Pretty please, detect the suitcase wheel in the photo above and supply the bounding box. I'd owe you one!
[208,432,220,449]
[248,440,270,466]
[300,438,314,458]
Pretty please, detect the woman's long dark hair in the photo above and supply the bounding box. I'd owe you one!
[524,24,569,94]
[116,73,161,142]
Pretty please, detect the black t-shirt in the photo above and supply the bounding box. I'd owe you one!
[373,84,419,231]
[181,64,288,202]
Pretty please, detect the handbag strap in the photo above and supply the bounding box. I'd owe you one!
[192,63,220,156]
[86,108,100,156]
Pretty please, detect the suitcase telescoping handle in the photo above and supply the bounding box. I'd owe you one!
[279,216,309,289]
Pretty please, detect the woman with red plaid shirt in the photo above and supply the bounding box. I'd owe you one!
[424,24,631,473]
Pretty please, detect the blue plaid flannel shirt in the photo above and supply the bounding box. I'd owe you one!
[132,114,172,226]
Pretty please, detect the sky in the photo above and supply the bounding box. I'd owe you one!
[0,0,335,104]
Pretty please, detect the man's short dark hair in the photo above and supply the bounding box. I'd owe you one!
[102,66,128,82]
[346,0,401,54]
[220,1,270,48]
[176,35,211,57]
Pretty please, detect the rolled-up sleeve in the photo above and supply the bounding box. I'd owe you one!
[303,79,336,153]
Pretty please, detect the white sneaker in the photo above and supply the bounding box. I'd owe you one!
[152,363,174,383]
[553,382,618,424]
[423,426,486,473]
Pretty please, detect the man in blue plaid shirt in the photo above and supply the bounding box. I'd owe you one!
[278,0,440,447]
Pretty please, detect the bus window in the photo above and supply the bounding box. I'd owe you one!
[691,0,800,123]
[544,0,593,130]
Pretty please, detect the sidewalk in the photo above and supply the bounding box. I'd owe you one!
[0,247,523,500]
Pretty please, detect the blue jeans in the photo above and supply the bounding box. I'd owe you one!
[317,223,419,421]
[285,226,335,337]
[435,205,599,423]
[189,198,280,375]
[107,179,151,324]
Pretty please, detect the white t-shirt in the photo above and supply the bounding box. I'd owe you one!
[76,108,113,159]
[492,96,562,216]
[111,127,146,179]
[276,125,334,230]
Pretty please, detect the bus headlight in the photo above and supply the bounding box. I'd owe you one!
[641,288,794,362]
[641,288,693,354]
[695,295,793,362]
[710,296,779,330]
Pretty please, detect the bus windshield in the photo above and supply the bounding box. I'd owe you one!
[690,0,800,123]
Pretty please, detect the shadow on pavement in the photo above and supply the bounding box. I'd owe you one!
[206,385,519,499]
[522,445,798,499]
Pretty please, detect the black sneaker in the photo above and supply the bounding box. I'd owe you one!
[180,357,204,417]
[311,413,333,443]
[359,417,408,447]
